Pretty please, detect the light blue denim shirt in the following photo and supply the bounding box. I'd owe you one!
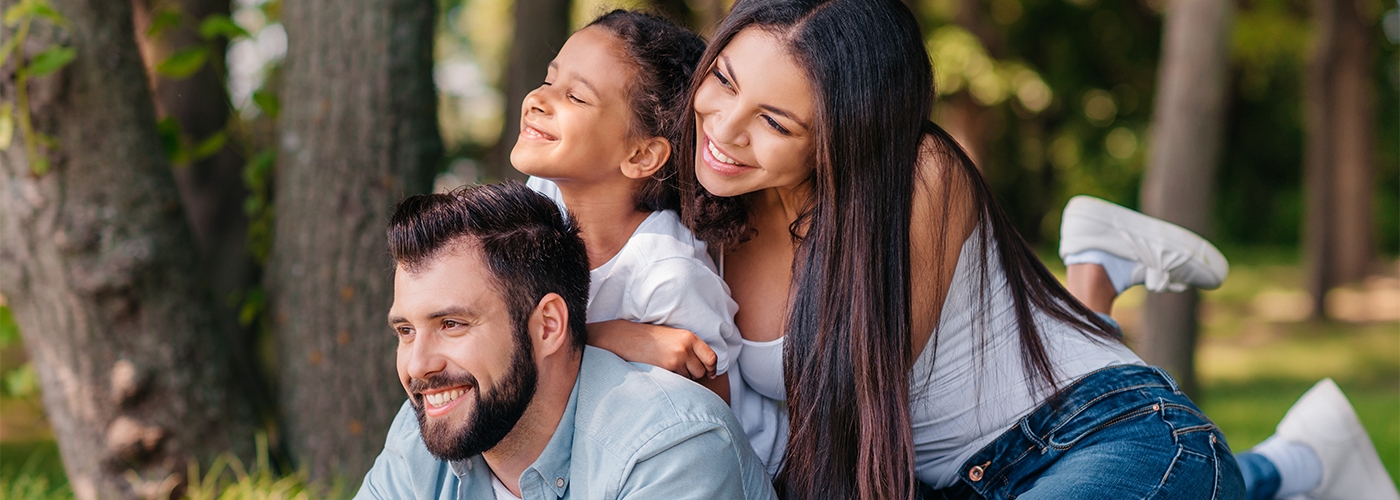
[355,346,777,500]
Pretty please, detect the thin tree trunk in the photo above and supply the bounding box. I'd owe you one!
[1137,0,1233,398]
[0,0,258,497]
[130,0,268,416]
[1329,1,1374,285]
[272,0,442,481]
[487,0,570,182]
[1307,0,1375,313]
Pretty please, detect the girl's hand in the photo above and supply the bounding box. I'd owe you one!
[587,319,718,380]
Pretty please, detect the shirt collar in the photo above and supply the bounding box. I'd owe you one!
[523,362,582,498]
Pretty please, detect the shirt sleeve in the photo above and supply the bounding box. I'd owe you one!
[616,420,778,500]
[624,257,742,375]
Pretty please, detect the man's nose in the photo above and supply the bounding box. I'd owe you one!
[403,331,446,382]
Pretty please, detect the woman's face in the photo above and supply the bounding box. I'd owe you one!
[693,28,818,197]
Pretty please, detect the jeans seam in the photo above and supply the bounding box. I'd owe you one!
[1041,384,1168,439]
[1144,443,1185,500]
[1046,404,1159,450]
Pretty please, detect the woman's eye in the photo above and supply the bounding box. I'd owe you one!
[712,68,732,88]
[540,81,552,86]
[763,116,791,135]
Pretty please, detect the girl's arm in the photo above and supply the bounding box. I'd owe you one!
[586,320,731,404]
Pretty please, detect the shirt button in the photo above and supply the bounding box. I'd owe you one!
[556,478,565,488]
[968,465,985,482]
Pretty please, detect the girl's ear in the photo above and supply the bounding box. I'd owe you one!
[620,137,671,179]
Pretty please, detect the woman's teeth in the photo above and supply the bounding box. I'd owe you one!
[708,141,742,166]
[425,388,466,408]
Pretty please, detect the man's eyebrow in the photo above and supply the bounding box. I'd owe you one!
[386,306,476,326]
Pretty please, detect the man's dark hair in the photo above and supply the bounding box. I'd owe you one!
[388,181,590,350]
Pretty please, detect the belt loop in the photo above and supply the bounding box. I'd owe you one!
[1151,366,1181,394]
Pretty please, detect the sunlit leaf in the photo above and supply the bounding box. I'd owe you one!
[146,7,182,38]
[23,46,75,77]
[198,14,249,40]
[154,46,209,79]
[28,1,62,25]
[3,1,33,27]
[0,33,22,69]
[190,131,226,161]
[252,89,279,118]
[3,362,38,398]
[0,103,12,151]
[0,306,19,348]
[30,157,48,175]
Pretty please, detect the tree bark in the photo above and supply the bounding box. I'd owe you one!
[1306,0,1375,316]
[0,0,258,498]
[1137,0,1233,398]
[487,0,570,182]
[272,0,442,481]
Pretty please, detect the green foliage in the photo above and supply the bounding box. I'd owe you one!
[145,6,183,38]
[184,434,347,500]
[3,363,37,399]
[0,306,18,349]
[252,90,280,119]
[198,14,251,41]
[155,46,211,79]
[242,149,276,264]
[0,104,11,151]
[156,116,229,168]
[1,0,72,176]
[24,47,74,78]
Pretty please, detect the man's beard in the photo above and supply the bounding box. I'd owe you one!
[409,323,538,462]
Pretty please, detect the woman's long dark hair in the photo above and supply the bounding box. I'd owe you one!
[676,0,1120,498]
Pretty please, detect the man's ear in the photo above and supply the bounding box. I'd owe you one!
[529,293,572,357]
[619,137,671,180]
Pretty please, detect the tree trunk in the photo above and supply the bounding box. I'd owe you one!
[1137,0,1233,398]
[0,0,258,497]
[272,0,442,481]
[487,0,570,182]
[1306,0,1375,316]
[130,0,268,415]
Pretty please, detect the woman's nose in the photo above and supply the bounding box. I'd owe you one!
[707,106,748,148]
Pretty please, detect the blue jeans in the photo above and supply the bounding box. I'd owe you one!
[1094,313,1280,500]
[920,364,1246,499]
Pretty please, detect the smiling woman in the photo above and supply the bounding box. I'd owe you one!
[672,1,1245,499]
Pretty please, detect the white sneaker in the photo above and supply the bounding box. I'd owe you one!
[1276,379,1399,500]
[1058,195,1228,292]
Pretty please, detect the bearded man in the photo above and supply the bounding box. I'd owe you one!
[355,182,774,499]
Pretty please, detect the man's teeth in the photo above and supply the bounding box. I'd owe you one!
[708,141,742,166]
[425,388,466,407]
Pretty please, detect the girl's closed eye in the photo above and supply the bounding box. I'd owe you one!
[567,92,587,104]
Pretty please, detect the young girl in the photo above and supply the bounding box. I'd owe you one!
[509,9,790,471]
